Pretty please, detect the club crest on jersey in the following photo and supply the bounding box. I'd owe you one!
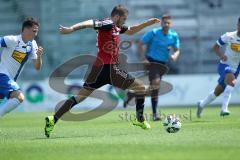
[231,43,240,52]
[12,50,26,63]
[113,27,120,36]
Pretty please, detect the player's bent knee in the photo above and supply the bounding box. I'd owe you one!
[151,79,160,85]
[10,91,24,103]
[75,88,94,102]
[231,79,237,86]
[150,79,160,89]
[17,94,25,103]
[225,81,235,87]
[135,83,146,94]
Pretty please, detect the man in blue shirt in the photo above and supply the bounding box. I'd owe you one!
[124,15,180,121]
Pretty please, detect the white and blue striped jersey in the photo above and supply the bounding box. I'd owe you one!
[217,31,240,72]
[0,35,38,81]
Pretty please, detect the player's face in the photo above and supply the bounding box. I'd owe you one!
[161,18,172,30]
[25,25,39,40]
[117,14,128,27]
[31,25,39,37]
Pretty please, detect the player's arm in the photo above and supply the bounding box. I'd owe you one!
[124,18,160,35]
[213,34,229,61]
[213,43,227,61]
[33,46,43,70]
[171,35,180,61]
[59,20,94,34]
[171,48,180,61]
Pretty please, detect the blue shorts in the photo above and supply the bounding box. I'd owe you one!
[0,73,20,99]
[217,63,240,88]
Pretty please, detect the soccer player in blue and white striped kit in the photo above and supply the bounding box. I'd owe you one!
[0,17,43,117]
[124,15,180,121]
[197,17,240,117]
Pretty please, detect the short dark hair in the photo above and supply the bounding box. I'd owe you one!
[22,17,39,32]
[238,17,240,23]
[111,5,128,17]
[161,14,172,20]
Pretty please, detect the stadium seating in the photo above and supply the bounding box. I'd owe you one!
[0,0,240,79]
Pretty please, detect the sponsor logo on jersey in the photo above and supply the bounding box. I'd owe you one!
[231,43,240,52]
[12,50,26,63]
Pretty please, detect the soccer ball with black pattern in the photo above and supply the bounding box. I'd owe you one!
[163,115,181,133]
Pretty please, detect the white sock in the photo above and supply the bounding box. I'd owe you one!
[199,91,217,108]
[221,85,234,112]
[0,98,21,117]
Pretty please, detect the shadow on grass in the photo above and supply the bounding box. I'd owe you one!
[32,132,131,140]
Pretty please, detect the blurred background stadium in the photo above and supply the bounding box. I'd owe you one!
[0,0,240,110]
[1,2,240,159]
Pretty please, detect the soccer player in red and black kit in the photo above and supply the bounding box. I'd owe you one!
[44,5,160,138]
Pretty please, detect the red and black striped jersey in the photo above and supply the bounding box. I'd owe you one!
[93,18,129,65]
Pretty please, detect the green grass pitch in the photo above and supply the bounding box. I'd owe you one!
[0,106,240,160]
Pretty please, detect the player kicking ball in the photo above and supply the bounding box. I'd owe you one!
[45,5,160,138]
[197,17,240,118]
[0,17,43,117]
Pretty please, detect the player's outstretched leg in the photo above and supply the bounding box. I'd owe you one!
[0,91,23,117]
[132,119,151,130]
[44,96,78,138]
[132,95,150,130]
[220,85,233,117]
[44,87,93,138]
[220,110,230,117]
[196,84,224,118]
[220,72,236,117]
[128,79,151,130]
[44,116,55,138]
[123,91,135,108]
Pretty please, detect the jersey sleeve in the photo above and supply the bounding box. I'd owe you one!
[0,37,7,47]
[30,40,38,59]
[1,35,17,48]
[216,32,231,46]
[140,30,155,44]
[120,25,129,34]
[173,33,180,49]
[93,19,113,31]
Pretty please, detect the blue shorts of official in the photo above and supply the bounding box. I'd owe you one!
[217,63,240,89]
[0,73,20,99]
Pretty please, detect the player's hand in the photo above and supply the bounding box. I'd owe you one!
[220,54,227,61]
[36,46,43,57]
[146,18,161,26]
[170,54,178,61]
[59,25,74,34]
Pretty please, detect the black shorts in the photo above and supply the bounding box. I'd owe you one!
[146,61,168,81]
[83,64,135,90]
